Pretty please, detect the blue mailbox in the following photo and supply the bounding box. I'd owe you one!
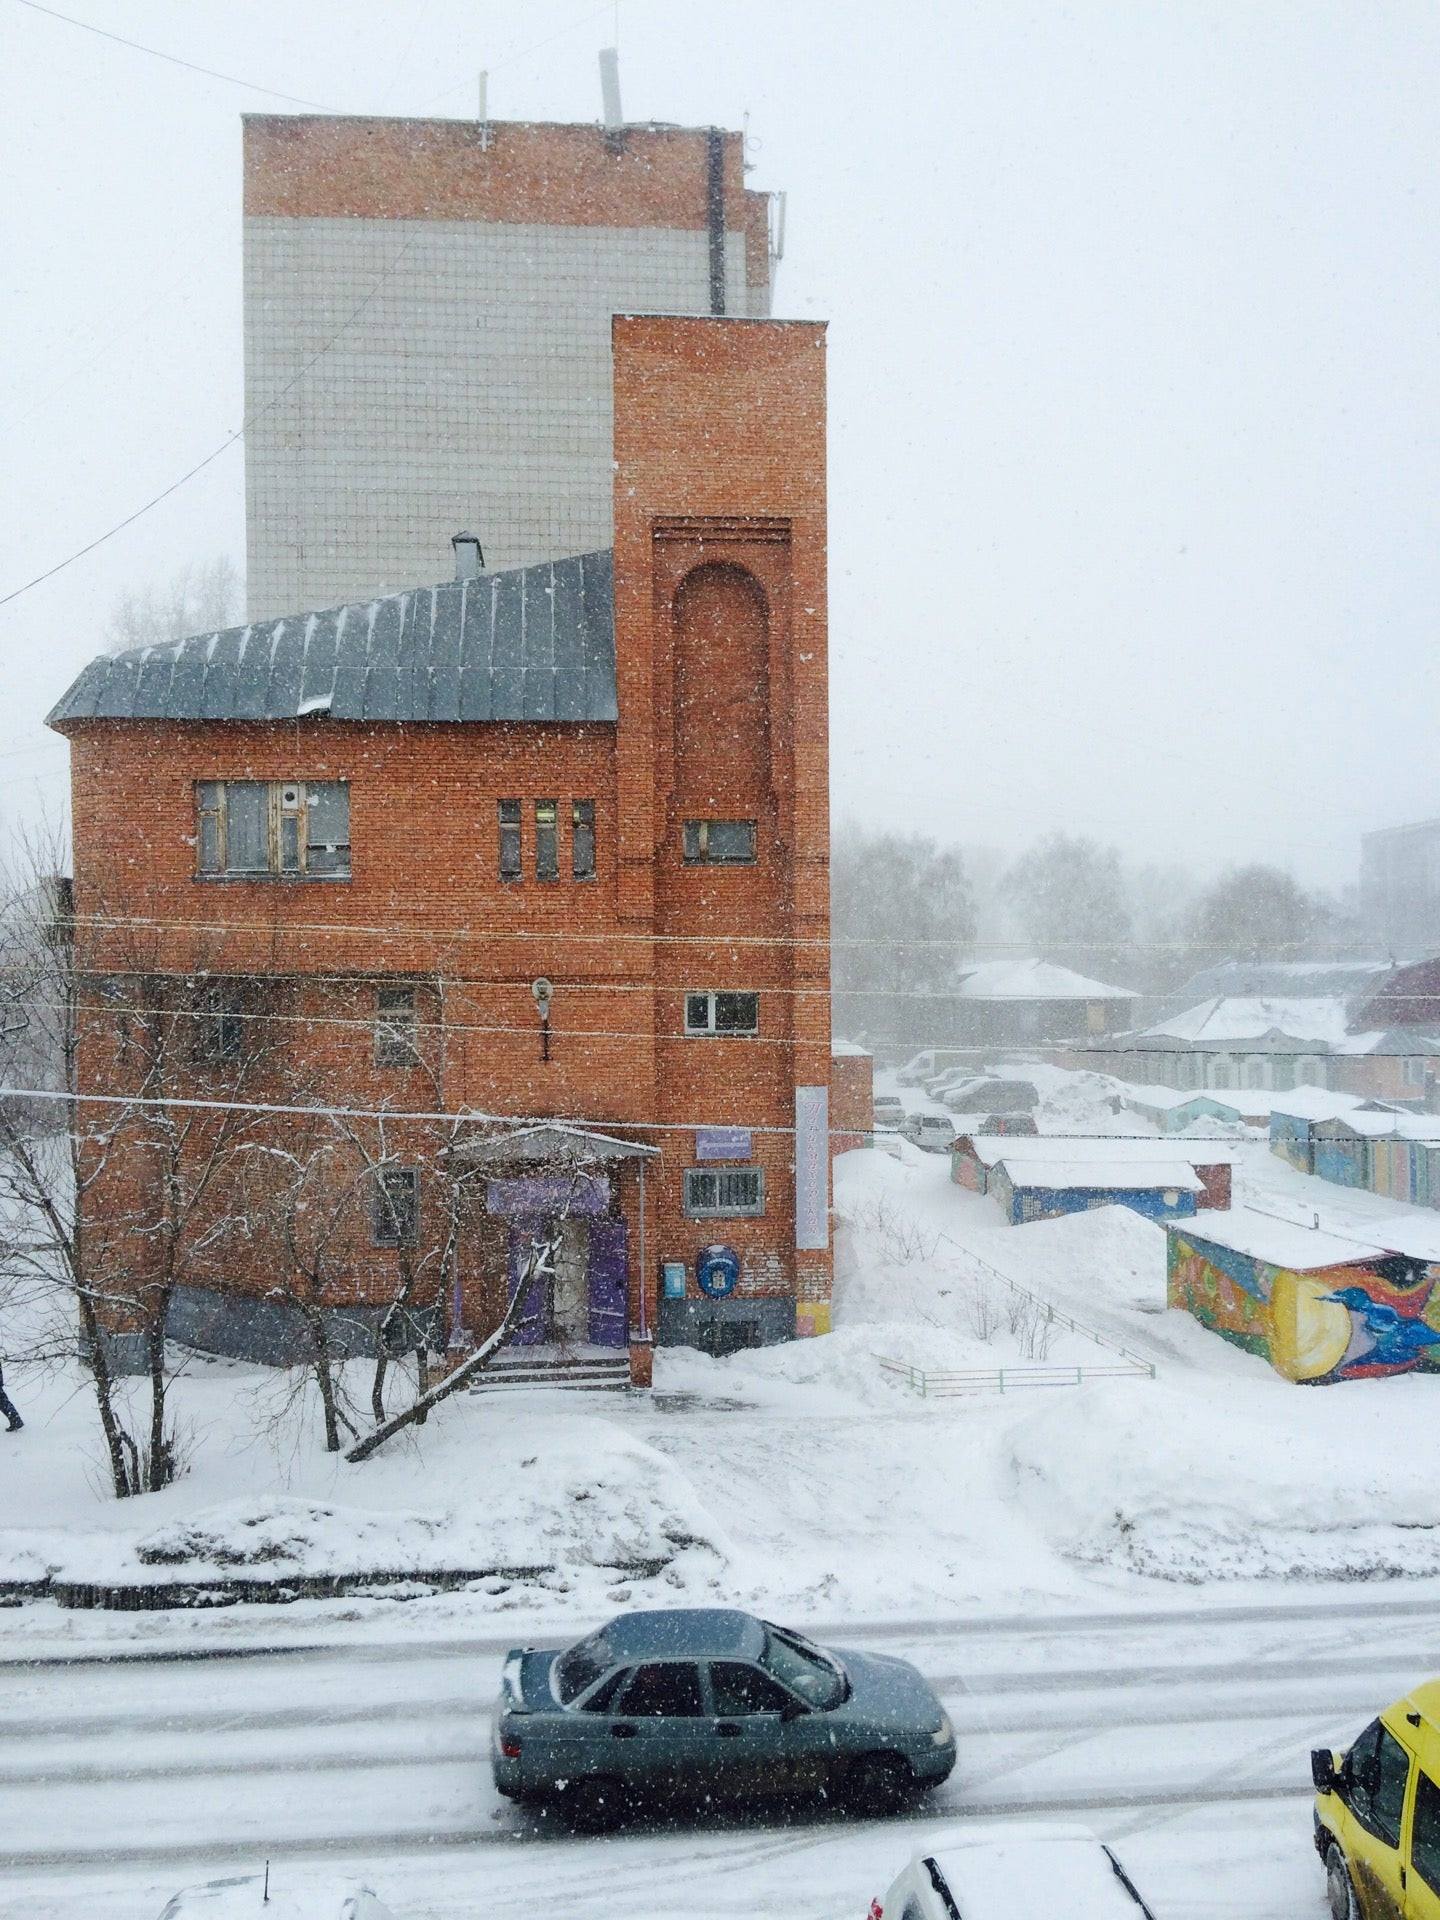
[696,1244,740,1299]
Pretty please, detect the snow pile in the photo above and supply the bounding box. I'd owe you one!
[972,1203,1169,1316]
[1009,1370,1440,1582]
[0,1416,730,1593]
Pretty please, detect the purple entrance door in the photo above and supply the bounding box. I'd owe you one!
[588,1218,628,1348]
[507,1219,549,1346]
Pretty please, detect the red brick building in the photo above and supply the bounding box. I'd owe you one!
[49,315,830,1384]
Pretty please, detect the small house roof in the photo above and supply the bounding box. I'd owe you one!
[1268,1086,1374,1123]
[1173,1207,1388,1270]
[1143,995,1354,1048]
[47,550,618,728]
[963,1133,1232,1170]
[995,1154,1204,1193]
[953,959,1138,1002]
[451,1122,658,1165]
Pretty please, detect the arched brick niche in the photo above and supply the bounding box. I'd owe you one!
[671,561,773,810]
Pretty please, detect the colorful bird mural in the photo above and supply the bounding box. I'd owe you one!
[1319,1288,1440,1377]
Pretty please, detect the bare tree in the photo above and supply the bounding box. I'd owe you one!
[831,824,976,1048]
[0,846,292,1496]
[103,557,242,655]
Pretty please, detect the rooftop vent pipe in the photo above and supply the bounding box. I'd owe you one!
[599,48,622,129]
[452,533,483,581]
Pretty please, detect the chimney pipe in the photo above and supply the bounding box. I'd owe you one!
[599,48,622,129]
[452,533,483,581]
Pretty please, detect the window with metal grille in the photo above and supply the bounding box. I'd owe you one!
[498,799,522,881]
[374,986,419,1069]
[372,1167,419,1248]
[572,799,596,880]
[192,984,245,1064]
[683,819,756,865]
[195,781,349,879]
[683,1167,764,1217]
[684,991,759,1036]
[535,800,559,881]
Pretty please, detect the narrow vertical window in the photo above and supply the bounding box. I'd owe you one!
[372,1167,419,1248]
[197,783,223,873]
[278,782,303,872]
[535,800,559,882]
[374,986,419,1069]
[498,800,521,882]
[572,800,596,880]
[305,783,350,874]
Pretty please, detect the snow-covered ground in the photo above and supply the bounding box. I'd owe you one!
[5,1061,1440,1916]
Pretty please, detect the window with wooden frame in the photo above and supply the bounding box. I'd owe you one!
[684,991,759,1036]
[682,819,756,865]
[535,800,559,882]
[498,799,522,881]
[572,800,596,880]
[372,1167,419,1248]
[374,986,419,1069]
[195,781,349,879]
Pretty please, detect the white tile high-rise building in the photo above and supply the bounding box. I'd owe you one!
[243,116,775,618]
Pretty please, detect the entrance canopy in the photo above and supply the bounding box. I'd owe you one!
[451,1122,660,1168]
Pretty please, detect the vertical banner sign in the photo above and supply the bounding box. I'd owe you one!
[795,1086,829,1250]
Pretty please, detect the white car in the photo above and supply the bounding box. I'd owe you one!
[158,1878,393,1920]
[873,1095,907,1130]
[868,1824,1157,1920]
[908,1114,955,1153]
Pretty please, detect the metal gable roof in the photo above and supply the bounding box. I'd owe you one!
[46,550,618,728]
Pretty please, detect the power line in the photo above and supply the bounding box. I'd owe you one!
[0,231,415,612]
[13,0,339,109]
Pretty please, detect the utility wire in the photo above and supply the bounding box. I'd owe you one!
[13,0,339,109]
[0,231,415,612]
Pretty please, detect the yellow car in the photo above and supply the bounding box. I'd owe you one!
[1313,1678,1440,1918]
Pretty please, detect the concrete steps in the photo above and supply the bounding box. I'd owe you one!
[465,1347,632,1393]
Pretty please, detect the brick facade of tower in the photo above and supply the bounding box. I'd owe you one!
[53,316,830,1379]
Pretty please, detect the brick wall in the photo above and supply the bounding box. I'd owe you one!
[58,315,828,1378]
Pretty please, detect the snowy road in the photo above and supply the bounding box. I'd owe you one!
[5,1593,1438,1916]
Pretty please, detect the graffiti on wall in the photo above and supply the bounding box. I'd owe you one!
[1169,1233,1440,1383]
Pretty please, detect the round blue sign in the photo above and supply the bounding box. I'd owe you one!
[696,1244,740,1299]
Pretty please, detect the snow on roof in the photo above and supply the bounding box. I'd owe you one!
[964,1133,1232,1169]
[1268,1085,1372,1122]
[830,1040,872,1057]
[997,1155,1204,1192]
[1144,996,1354,1047]
[1120,1084,1271,1116]
[1174,1206,1388,1270]
[953,958,1138,1001]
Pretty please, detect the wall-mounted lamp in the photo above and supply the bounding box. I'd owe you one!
[531,976,554,1062]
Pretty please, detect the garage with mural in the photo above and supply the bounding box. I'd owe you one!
[1167,1209,1440,1383]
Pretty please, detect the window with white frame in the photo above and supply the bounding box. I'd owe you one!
[1405,1057,1429,1087]
[683,1167,764,1217]
[684,991,759,1036]
[196,781,349,879]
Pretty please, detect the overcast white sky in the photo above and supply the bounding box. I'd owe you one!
[3,0,1437,890]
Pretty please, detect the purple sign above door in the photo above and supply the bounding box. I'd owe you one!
[696,1127,751,1161]
[487,1173,611,1216]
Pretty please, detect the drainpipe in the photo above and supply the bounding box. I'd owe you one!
[706,130,726,315]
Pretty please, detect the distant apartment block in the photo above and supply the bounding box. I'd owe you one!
[1362,818,1440,959]
[243,115,777,618]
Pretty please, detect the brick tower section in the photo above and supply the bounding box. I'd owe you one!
[611,316,832,1354]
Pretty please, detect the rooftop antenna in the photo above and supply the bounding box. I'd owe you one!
[599,47,622,129]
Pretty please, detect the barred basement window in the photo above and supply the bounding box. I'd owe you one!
[372,1167,419,1248]
[195,781,349,879]
[498,799,521,881]
[683,819,756,865]
[374,986,419,1069]
[572,799,596,879]
[683,1167,765,1218]
[685,991,759,1036]
[535,800,559,881]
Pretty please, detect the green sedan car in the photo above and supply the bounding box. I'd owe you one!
[491,1607,956,1829]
